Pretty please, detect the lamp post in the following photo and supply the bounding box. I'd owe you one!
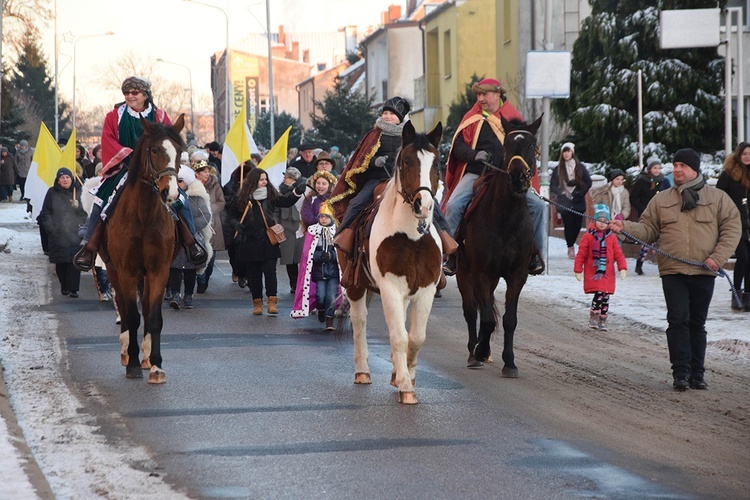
[182,0,229,141]
[157,58,195,138]
[72,32,114,130]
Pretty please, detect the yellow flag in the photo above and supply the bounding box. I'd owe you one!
[32,122,62,188]
[257,126,292,188]
[221,100,260,186]
[59,128,80,182]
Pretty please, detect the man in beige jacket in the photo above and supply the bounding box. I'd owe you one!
[610,148,740,392]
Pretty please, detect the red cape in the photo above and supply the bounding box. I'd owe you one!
[101,104,170,178]
[441,100,523,209]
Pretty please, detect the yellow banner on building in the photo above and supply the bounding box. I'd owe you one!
[229,50,260,133]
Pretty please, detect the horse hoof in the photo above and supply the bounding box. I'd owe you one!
[390,373,397,387]
[501,367,519,378]
[398,391,418,405]
[126,366,143,379]
[141,359,152,370]
[354,373,372,385]
[148,368,166,384]
[467,356,484,369]
[121,354,128,367]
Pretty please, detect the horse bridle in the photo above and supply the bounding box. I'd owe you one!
[140,146,178,193]
[481,130,539,181]
[395,149,435,207]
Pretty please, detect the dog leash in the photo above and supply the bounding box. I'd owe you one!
[533,191,742,306]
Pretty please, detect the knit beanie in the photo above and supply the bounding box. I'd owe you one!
[178,165,196,186]
[672,148,701,172]
[593,203,611,222]
[607,168,625,182]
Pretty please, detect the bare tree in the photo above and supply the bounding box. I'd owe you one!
[1,0,53,55]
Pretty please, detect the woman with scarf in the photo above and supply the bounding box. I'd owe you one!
[717,142,750,311]
[74,76,205,272]
[227,168,305,316]
[629,158,671,275]
[574,204,627,331]
[591,168,631,245]
[550,142,593,259]
[39,168,88,297]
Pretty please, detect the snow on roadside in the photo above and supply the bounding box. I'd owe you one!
[0,206,187,499]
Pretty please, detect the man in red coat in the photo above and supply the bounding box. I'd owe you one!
[441,77,545,276]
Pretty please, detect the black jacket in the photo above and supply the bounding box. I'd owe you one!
[38,184,87,263]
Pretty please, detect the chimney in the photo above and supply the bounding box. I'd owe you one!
[292,41,300,61]
[382,4,402,24]
[302,49,310,64]
[278,25,286,44]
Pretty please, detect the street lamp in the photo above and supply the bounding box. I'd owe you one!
[72,31,114,130]
[182,0,230,141]
[157,58,195,138]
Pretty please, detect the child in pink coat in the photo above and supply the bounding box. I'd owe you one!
[574,204,628,330]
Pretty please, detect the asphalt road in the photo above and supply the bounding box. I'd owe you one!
[47,253,691,499]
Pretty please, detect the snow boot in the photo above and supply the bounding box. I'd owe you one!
[588,311,599,329]
[267,296,279,316]
[731,289,743,311]
[635,258,644,275]
[597,314,608,332]
[252,298,263,315]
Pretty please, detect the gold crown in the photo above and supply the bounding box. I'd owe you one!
[318,203,334,218]
[191,160,210,172]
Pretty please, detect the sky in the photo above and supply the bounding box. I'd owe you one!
[38,0,398,114]
[2,196,749,495]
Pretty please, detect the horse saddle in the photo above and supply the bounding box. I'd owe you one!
[339,181,389,291]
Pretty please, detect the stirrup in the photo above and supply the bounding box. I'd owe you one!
[442,255,457,277]
[73,246,95,272]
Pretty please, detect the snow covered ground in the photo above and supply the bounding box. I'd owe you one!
[0,198,748,498]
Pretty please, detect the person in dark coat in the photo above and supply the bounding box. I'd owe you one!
[550,142,592,258]
[222,162,253,287]
[227,167,305,316]
[38,168,88,297]
[717,142,750,311]
[276,167,306,293]
[629,158,671,275]
[0,147,16,202]
[288,143,317,178]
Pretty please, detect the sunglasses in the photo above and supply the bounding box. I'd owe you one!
[122,90,141,96]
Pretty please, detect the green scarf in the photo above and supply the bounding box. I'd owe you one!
[118,105,156,165]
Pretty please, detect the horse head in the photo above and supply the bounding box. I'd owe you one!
[397,121,443,219]
[134,114,186,203]
[500,114,542,195]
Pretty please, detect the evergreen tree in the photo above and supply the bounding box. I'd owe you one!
[9,33,70,137]
[309,76,375,154]
[254,111,303,150]
[1,66,30,144]
[553,1,726,168]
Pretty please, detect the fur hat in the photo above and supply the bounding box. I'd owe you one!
[607,168,625,182]
[178,165,196,186]
[121,76,153,102]
[471,78,506,95]
[382,96,411,122]
[561,142,575,153]
[673,148,701,172]
[593,203,611,222]
[180,151,190,165]
[190,150,209,163]
[284,167,301,180]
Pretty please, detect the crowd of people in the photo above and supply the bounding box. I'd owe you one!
[17,75,747,394]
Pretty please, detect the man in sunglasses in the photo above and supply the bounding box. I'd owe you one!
[74,76,206,271]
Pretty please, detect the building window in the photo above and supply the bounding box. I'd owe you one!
[443,29,452,78]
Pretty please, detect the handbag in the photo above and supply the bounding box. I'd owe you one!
[258,201,286,245]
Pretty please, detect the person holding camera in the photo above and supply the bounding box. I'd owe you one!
[550,142,592,259]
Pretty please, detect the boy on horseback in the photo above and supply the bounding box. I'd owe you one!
[74,76,206,271]
[441,77,546,276]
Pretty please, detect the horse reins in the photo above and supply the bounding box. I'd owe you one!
[535,191,742,305]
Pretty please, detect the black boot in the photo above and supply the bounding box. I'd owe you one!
[731,289,743,311]
[442,254,457,276]
[743,291,750,312]
[635,258,644,275]
[528,253,545,276]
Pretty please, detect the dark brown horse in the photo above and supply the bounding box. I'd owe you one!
[456,115,542,377]
[104,115,185,383]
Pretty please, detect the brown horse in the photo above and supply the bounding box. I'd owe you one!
[456,115,542,377]
[103,115,185,383]
[337,121,443,404]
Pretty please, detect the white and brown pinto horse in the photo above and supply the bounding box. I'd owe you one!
[342,121,443,405]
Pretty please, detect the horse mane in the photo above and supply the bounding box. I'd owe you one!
[408,132,433,153]
[127,123,185,186]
